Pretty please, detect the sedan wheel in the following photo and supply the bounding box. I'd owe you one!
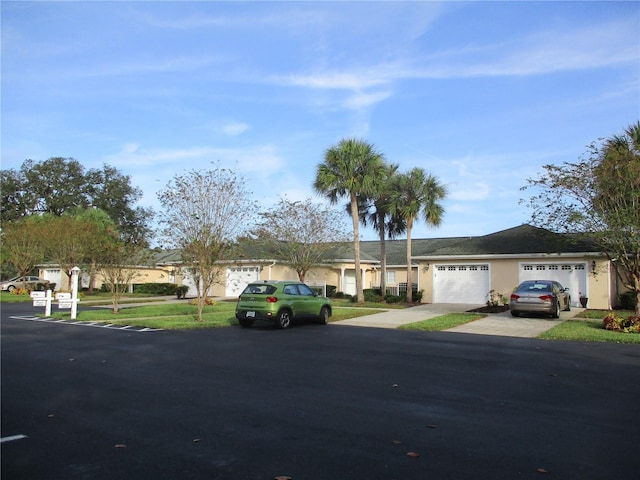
[551,302,560,319]
[276,310,292,329]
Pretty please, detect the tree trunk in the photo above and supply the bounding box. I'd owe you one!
[379,215,386,296]
[350,193,364,303]
[406,220,413,304]
[634,274,640,316]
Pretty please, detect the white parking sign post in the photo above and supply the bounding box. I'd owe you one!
[70,267,81,320]
[55,267,81,320]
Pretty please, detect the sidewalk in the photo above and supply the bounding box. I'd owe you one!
[332,303,579,338]
[332,303,480,329]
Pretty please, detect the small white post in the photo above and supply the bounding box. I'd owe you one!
[45,289,52,317]
[70,266,81,320]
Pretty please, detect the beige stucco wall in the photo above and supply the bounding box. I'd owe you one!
[416,255,612,309]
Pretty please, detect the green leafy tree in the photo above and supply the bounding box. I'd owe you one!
[523,122,640,314]
[254,197,349,282]
[313,138,387,303]
[157,166,256,321]
[389,168,446,303]
[70,207,119,292]
[1,157,153,246]
[351,163,406,295]
[0,169,27,223]
[19,157,89,215]
[1,217,47,288]
[86,164,153,245]
[43,214,102,290]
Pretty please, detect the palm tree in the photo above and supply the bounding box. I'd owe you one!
[313,138,386,303]
[389,167,446,303]
[352,163,406,296]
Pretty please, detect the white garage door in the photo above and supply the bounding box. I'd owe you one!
[226,266,260,297]
[433,264,490,304]
[519,263,586,307]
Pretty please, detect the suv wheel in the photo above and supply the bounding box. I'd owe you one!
[318,306,330,325]
[275,309,292,329]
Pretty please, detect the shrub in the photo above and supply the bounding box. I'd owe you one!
[385,294,403,304]
[133,283,179,296]
[618,291,637,311]
[363,289,383,303]
[603,313,640,333]
[486,289,503,308]
[175,285,189,299]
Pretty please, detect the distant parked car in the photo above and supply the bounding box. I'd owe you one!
[509,280,571,318]
[0,276,50,292]
[235,280,332,329]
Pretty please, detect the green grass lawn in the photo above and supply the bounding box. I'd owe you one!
[10,289,640,342]
[0,292,33,303]
[44,301,382,330]
[398,313,486,331]
[540,309,640,344]
[0,291,176,305]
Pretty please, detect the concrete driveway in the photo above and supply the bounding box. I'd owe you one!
[332,303,581,338]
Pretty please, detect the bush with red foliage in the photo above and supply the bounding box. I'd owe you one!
[602,313,640,333]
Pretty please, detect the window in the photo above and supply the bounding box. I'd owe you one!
[283,285,298,295]
[386,271,397,283]
[298,284,314,296]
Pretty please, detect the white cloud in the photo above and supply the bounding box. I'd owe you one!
[221,122,250,136]
[448,182,491,201]
[103,143,284,173]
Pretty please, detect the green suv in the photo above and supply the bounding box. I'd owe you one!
[235,280,332,329]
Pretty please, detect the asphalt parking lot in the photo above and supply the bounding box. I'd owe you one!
[2,302,640,480]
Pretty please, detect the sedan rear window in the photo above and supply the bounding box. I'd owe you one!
[518,282,551,292]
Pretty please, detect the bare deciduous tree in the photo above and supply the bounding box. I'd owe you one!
[158,166,256,321]
[253,197,349,282]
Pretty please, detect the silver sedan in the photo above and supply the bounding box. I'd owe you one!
[509,280,571,318]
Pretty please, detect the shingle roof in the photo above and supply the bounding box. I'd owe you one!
[417,224,599,257]
[148,225,600,267]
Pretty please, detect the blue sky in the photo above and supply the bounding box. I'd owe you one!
[2,1,639,241]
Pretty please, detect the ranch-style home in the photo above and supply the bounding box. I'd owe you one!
[39,225,625,310]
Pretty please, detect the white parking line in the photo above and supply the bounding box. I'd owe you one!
[1,434,28,443]
[9,316,163,332]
